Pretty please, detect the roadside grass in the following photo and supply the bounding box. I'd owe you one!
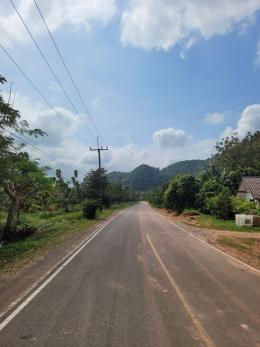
[0,203,131,273]
[217,236,259,256]
[178,210,260,233]
[196,214,260,232]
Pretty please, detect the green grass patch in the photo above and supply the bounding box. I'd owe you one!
[0,203,132,273]
[195,213,260,233]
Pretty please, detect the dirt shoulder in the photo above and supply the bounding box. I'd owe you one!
[155,208,260,271]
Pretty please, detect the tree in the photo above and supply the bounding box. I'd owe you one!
[0,75,7,84]
[82,169,110,208]
[0,76,46,239]
[163,175,200,213]
[196,179,225,213]
[215,132,260,175]
[71,170,81,205]
[0,152,51,240]
[55,169,72,212]
[207,188,233,220]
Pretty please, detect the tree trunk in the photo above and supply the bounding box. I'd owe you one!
[2,195,20,241]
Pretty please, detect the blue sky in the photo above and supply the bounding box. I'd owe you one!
[1,0,260,175]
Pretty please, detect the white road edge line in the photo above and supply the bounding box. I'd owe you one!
[0,209,125,332]
[153,208,260,275]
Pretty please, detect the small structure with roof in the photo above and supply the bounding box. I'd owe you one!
[236,176,260,208]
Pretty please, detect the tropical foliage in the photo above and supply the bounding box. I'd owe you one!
[146,131,260,219]
[0,76,136,242]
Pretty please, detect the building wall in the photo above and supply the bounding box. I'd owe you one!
[236,191,254,200]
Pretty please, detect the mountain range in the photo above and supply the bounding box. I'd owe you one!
[108,160,207,191]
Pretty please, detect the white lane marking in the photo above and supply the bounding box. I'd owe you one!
[153,208,260,275]
[0,210,125,332]
[0,216,114,320]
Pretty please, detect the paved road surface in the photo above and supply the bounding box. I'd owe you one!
[0,202,259,346]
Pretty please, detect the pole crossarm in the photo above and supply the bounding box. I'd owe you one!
[89,137,109,170]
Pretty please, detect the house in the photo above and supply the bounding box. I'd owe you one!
[237,176,260,208]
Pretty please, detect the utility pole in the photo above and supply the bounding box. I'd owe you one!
[90,137,109,171]
[90,137,109,208]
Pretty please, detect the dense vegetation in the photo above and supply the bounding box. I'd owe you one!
[145,132,260,220]
[0,76,136,243]
[108,160,207,191]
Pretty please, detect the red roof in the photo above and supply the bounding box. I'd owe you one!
[239,177,260,199]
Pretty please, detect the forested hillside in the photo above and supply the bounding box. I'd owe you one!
[108,160,207,191]
[160,160,206,179]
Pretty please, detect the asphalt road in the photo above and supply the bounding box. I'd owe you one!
[0,202,260,346]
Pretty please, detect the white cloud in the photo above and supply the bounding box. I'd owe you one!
[0,0,117,46]
[236,104,260,136]
[153,127,189,147]
[105,138,215,172]
[255,40,260,65]
[4,91,82,147]
[204,112,226,125]
[120,0,260,51]
[2,90,217,175]
[221,104,260,138]
[220,126,234,139]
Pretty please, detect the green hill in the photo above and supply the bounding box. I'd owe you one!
[160,160,206,179]
[108,159,207,191]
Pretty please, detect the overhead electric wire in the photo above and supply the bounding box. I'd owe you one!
[0,43,89,147]
[8,0,97,144]
[5,129,85,177]
[33,0,107,146]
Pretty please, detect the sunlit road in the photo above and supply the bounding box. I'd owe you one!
[0,202,260,346]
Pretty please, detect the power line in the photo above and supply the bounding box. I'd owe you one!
[8,0,96,143]
[5,129,85,177]
[33,0,107,146]
[0,43,88,147]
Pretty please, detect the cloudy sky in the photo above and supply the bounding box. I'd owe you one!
[1,0,260,177]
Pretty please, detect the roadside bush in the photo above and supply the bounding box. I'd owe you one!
[196,179,225,213]
[232,197,258,215]
[82,199,99,219]
[163,175,200,214]
[207,188,233,220]
[145,186,165,207]
[1,223,36,243]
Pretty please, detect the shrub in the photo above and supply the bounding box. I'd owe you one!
[231,197,258,215]
[207,188,233,220]
[1,224,36,242]
[163,175,200,213]
[196,179,225,213]
[82,199,99,219]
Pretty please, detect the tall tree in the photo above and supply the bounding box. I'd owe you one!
[0,76,46,238]
[82,169,110,208]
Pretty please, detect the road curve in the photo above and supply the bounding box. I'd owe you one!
[0,202,259,346]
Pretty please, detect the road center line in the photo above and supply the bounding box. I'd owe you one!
[0,209,125,332]
[146,233,216,347]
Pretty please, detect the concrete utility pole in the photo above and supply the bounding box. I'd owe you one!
[90,137,108,171]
